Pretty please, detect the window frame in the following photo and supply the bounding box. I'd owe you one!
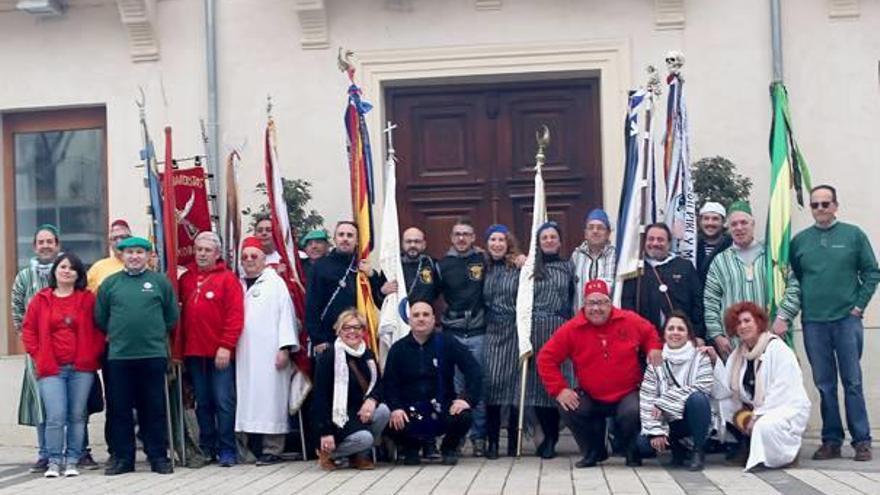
[2,106,108,354]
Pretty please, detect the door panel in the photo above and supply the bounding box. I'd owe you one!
[388,79,601,259]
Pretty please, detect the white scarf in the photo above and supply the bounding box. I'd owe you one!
[728,332,776,408]
[657,341,697,394]
[332,339,377,428]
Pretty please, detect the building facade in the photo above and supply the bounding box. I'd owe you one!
[1,0,879,358]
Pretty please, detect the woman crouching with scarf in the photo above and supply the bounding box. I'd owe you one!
[716,302,810,471]
[312,309,390,470]
[639,311,714,471]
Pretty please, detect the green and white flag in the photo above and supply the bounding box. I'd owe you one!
[766,82,811,346]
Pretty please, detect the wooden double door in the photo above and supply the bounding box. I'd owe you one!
[388,78,603,258]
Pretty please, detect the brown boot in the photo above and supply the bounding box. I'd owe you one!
[811,442,841,460]
[853,442,872,462]
[351,453,375,470]
[317,450,336,471]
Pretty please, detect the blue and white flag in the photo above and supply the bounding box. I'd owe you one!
[613,90,647,304]
[663,72,697,266]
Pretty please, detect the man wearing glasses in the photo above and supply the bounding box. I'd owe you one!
[87,219,131,292]
[435,218,489,456]
[538,279,661,468]
[791,185,879,462]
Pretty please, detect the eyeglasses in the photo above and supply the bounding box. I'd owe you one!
[340,324,364,333]
[810,201,833,210]
[584,300,611,308]
[452,232,474,238]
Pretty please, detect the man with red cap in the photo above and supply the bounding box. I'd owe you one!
[175,231,244,466]
[235,237,300,466]
[87,219,132,292]
[537,279,662,468]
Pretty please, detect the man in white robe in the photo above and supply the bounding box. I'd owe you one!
[716,333,811,471]
[236,237,300,465]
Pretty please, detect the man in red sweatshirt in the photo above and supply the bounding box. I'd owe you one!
[176,231,245,467]
[537,279,661,468]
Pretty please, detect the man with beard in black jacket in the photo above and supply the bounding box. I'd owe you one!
[305,221,383,354]
[621,222,705,341]
[379,227,439,305]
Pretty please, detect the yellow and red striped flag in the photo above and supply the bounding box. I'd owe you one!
[344,79,380,355]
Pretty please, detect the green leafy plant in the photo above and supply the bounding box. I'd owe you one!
[691,156,753,210]
[242,178,324,236]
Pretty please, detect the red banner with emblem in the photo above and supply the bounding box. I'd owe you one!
[170,167,212,266]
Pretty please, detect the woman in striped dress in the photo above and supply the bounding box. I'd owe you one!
[527,221,575,459]
[482,224,522,459]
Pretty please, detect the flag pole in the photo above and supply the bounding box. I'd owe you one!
[770,0,784,83]
[516,125,550,458]
[634,67,663,312]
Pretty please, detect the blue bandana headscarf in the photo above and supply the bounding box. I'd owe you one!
[484,224,510,242]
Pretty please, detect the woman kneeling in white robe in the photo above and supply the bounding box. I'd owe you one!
[715,301,810,471]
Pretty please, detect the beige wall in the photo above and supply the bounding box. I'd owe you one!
[0,0,878,328]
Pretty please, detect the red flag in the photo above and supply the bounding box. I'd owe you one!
[265,119,311,376]
[162,126,178,286]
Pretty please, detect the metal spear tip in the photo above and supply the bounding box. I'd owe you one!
[337,47,355,74]
[536,124,550,148]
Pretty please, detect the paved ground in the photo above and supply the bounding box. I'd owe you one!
[0,439,875,494]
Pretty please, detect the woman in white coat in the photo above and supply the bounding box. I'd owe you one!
[235,237,300,466]
[715,301,810,471]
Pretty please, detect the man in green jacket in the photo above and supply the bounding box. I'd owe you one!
[95,237,179,475]
[792,185,879,462]
[703,202,800,358]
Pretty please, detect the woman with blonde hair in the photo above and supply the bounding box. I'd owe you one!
[715,301,810,471]
[311,309,389,470]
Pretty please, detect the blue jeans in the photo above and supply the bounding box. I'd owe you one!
[450,333,486,441]
[37,422,47,461]
[803,315,871,445]
[186,357,237,457]
[37,365,94,465]
[638,392,712,456]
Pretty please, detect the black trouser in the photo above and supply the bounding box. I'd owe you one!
[106,358,169,465]
[535,406,560,447]
[559,389,640,458]
[486,405,517,445]
[387,409,473,455]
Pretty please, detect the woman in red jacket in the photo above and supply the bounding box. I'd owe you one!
[22,253,105,479]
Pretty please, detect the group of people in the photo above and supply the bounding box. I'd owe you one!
[11,184,877,479]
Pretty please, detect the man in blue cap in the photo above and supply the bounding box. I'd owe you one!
[571,208,616,313]
[95,237,179,475]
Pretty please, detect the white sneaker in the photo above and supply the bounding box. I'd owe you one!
[44,463,60,478]
[63,465,79,477]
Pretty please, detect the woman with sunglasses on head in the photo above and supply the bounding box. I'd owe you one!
[638,311,714,471]
[311,309,389,471]
[21,253,105,478]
